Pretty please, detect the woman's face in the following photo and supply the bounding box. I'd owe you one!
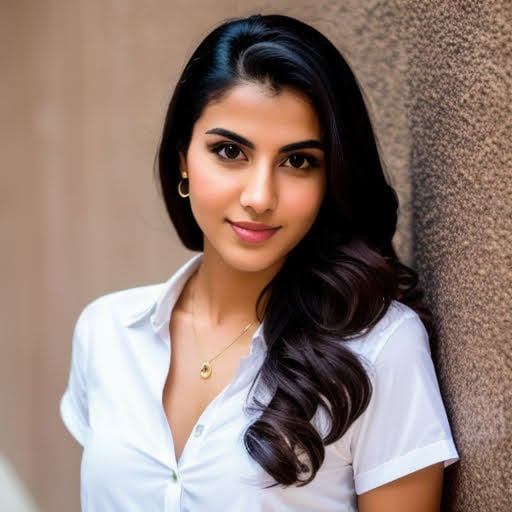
[179,82,326,275]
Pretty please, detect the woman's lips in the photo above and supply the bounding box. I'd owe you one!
[228,221,280,243]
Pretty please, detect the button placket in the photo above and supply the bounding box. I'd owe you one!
[183,419,208,460]
[164,469,182,512]
[193,424,205,437]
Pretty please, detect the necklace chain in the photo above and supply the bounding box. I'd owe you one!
[191,276,255,379]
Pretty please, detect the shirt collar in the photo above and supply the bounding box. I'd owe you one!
[250,323,266,354]
[123,253,202,329]
[123,253,267,354]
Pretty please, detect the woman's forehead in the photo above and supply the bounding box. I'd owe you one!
[193,83,323,145]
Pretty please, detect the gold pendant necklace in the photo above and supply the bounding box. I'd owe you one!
[198,322,255,379]
[192,277,255,380]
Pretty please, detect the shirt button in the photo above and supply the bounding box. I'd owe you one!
[171,469,178,483]
[194,424,204,437]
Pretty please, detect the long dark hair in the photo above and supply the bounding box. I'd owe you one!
[157,14,427,486]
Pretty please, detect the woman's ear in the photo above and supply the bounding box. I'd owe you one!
[179,152,188,178]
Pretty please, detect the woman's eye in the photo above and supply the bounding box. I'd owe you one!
[214,143,244,160]
[282,154,317,169]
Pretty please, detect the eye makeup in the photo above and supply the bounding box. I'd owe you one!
[205,127,324,154]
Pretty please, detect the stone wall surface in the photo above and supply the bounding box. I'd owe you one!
[400,1,512,510]
[1,0,509,510]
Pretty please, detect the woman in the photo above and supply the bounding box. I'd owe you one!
[61,14,458,511]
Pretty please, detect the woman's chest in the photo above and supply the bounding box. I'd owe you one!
[81,417,357,512]
[163,315,256,461]
[84,383,357,512]
[82,329,358,511]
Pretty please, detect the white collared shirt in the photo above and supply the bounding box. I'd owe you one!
[61,255,458,511]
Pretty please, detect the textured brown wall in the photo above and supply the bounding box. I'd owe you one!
[1,1,510,511]
[401,1,512,510]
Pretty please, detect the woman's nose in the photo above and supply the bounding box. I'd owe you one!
[239,162,277,215]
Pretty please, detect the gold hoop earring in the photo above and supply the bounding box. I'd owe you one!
[178,178,189,198]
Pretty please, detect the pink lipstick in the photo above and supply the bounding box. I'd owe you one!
[228,221,280,243]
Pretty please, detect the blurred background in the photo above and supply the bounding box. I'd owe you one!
[1,1,510,511]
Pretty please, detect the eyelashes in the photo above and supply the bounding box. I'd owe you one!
[210,142,245,161]
[208,141,321,170]
[283,153,319,170]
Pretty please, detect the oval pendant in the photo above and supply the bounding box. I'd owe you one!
[200,361,212,379]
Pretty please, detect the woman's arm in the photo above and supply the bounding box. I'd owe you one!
[358,463,444,512]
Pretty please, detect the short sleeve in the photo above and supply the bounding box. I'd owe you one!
[60,307,90,446]
[349,314,459,495]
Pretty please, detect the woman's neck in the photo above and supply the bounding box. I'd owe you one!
[192,247,281,326]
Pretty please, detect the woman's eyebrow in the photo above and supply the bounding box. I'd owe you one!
[279,140,324,153]
[205,128,254,148]
[205,128,324,153]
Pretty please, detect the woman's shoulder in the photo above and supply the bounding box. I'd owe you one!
[345,301,428,365]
